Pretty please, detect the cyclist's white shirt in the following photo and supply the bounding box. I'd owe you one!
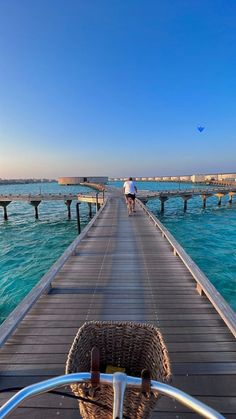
[123,181,136,194]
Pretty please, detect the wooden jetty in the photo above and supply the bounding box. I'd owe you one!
[0,188,235,417]
[137,187,236,211]
[1,185,235,220]
[0,193,104,220]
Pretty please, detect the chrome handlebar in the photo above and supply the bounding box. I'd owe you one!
[0,372,225,419]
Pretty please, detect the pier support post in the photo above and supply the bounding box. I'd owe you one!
[0,201,11,220]
[95,193,100,212]
[182,196,192,212]
[216,193,224,207]
[65,200,72,220]
[29,201,41,219]
[159,197,168,212]
[184,199,187,212]
[88,203,92,218]
[229,193,234,204]
[76,203,81,234]
[201,194,212,209]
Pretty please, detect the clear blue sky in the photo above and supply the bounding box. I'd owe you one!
[0,0,236,178]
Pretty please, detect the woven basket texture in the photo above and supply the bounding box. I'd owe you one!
[65,321,171,419]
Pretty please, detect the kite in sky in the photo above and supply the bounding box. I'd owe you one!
[197,126,205,132]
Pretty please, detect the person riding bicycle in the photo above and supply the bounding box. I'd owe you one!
[123,177,137,215]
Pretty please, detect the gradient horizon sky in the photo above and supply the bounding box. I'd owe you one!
[1,0,236,178]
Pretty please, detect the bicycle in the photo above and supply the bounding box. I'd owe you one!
[125,194,136,215]
[0,322,226,418]
[0,370,225,418]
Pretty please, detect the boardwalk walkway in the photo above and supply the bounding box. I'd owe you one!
[0,190,235,417]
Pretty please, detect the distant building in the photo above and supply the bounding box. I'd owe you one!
[108,173,236,183]
[180,175,191,181]
[58,176,108,185]
[218,173,236,181]
[191,174,205,182]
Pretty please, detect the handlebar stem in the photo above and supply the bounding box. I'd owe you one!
[112,372,127,419]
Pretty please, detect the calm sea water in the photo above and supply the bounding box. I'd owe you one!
[0,181,235,325]
[0,182,95,323]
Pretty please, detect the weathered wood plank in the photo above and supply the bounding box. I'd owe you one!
[172,362,236,374]
[16,318,226,327]
[154,395,236,414]
[22,313,221,321]
[6,333,234,345]
[0,344,71,354]
[3,408,81,419]
[27,306,204,313]
[0,365,64,376]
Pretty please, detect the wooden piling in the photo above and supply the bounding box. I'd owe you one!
[65,200,72,220]
[0,201,11,220]
[29,201,41,219]
[88,203,92,218]
[229,192,235,204]
[201,193,212,209]
[159,196,168,212]
[96,193,99,212]
[76,202,81,234]
[182,196,192,212]
[216,193,224,207]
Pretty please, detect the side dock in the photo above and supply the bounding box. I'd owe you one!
[0,193,104,220]
[0,188,235,418]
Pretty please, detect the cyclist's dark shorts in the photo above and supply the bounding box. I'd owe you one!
[126,193,136,201]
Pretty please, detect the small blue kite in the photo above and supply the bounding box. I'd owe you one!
[197,126,205,132]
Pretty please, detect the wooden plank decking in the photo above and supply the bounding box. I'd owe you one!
[0,190,235,418]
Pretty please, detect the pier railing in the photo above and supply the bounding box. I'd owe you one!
[0,198,108,348]
[137,198,236,338]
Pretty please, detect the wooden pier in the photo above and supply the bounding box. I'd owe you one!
[1,186,235,220]
[137,187,236,212]
[0,188,235,418]
[0,193,104,220]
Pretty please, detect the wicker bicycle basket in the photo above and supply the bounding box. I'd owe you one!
[65,321,171,419]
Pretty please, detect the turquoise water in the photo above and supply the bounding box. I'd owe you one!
[0,182,95,323]
[0,181,235,325]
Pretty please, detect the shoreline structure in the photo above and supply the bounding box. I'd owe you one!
[110,171,236,184]
[0,171,236,185]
